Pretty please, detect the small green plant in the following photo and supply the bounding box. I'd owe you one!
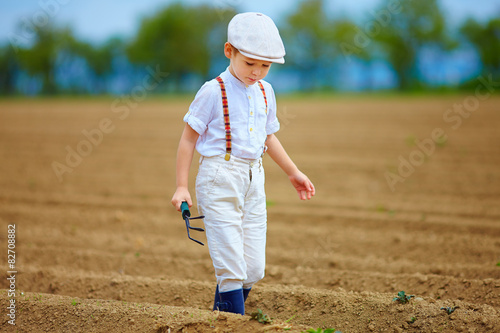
[408,317,417,324]
[375,204,396,216]
[496,262,500,267]
[250,309,273,324]
[392,291,414,304]
[71,299,78,306]
[436,135,448,147]
[405,135,417,147]
[266,200,276,207]
[441,306,459,315]
[28,179,37,190]
[305,329,336,333]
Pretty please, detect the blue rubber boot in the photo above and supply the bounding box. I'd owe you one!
[213,285,245,315]
[243,288,251,302]
[212,285,220,311]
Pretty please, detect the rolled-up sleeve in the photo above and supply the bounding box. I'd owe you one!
[184,82,217,135]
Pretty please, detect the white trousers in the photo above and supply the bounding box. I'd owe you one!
[196,154,267,292]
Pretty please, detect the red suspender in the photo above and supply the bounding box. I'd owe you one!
[258,81,268,114]
[257,81,269,155]
[216,76,232,161]
[215,76,268,161]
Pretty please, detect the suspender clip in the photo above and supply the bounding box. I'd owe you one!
[225,153,231,161]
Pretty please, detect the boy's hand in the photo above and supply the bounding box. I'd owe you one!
[171,187,193,212]
[288,171,315,200]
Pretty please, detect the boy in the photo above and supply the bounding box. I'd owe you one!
[171,12,315,315]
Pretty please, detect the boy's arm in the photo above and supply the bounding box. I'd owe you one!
[265,134,315,200]
[171,124,200,211]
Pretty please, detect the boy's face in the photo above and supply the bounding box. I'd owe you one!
[225,42,272,86]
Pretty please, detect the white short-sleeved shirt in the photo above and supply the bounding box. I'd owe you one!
[184,68,280,160]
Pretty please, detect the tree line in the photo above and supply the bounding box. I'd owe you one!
[0,0,498,95]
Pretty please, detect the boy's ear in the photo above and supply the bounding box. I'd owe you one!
[224,42,233,59]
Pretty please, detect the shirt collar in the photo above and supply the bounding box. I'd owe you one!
[221,67,249,90]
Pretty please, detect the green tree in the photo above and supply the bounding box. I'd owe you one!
[127,3,236,92]
[373,0,454,90]
[69,37,124,94]
[16,24,75,94]
[460,17,500,79]
[0,45,19,95]
[283,0,334,90]
[331,18,376,89]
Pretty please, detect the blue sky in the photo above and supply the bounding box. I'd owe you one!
[1,0,499,45]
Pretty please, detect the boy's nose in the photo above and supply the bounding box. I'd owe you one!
[252,69,261,76]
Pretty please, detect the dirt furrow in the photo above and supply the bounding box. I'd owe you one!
[1,97,500,332]
[3,270,500,332]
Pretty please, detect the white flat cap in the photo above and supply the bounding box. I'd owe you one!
[228,12,286,64]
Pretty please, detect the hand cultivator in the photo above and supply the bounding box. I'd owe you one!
[180,201,205,246]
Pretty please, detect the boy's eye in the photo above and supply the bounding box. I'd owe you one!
[263,64,270,68]
[246,62,254,66]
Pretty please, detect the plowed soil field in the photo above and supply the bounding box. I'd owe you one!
[1,95,499,332]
